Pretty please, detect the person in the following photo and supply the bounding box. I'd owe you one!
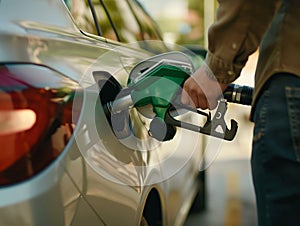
[181,0,300,225]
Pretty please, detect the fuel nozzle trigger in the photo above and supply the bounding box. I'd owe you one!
[201,99,238,141]
[163,99,238,141]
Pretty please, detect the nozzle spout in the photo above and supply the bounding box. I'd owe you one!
[106,94,134,115]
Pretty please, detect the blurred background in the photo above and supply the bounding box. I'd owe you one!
[139,0,216,48]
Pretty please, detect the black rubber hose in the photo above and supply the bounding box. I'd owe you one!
[223,84,253,106]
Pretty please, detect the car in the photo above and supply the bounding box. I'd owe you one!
[0,0,208,225]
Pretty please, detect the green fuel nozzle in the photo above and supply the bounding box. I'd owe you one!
[102,51,241,142]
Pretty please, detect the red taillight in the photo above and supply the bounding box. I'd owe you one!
[0,64,82,186]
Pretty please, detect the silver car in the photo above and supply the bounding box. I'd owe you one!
[0,0,207,225]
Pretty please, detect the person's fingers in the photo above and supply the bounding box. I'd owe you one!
[182,65,229,110]
[181,78,194,105]
[190,87,208,109]
[181,84,191,105]
[182,77,208,109]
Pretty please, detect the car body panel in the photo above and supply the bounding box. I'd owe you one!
[0,0,205,225]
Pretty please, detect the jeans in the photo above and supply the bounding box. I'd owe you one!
[252,73,300,226]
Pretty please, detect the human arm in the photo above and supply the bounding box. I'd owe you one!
[182,0,280,109]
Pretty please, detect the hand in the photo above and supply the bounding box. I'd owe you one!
[181,65,228,110]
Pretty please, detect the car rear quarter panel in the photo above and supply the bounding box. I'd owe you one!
[0,0,205,225]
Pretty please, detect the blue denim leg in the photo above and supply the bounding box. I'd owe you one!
[252,73,300,226]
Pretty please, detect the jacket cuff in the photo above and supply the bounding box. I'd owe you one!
[205,50,244,84]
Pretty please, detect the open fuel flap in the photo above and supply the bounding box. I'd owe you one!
[94,71,132,139]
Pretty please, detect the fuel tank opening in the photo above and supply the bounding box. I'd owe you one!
[93,71,131,139]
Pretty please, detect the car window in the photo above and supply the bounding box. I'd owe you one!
[99,0,142,43]
[128,0,168,52]
[128,0,162,41]
[64,0,99,36]
[89,0,119,40]
[64,0,166,52]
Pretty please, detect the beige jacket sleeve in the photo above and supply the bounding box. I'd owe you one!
[206,0,280,83]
